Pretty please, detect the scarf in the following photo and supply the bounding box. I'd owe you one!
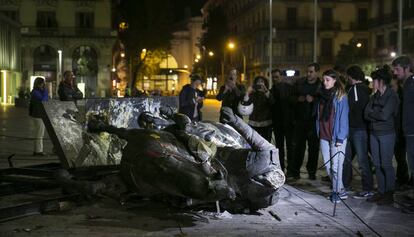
[319,87,335,121]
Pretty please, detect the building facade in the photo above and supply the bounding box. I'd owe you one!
[369,0,414,64]
[169,16,204,93]
[204,0,371,82]
[0,12,21,104]
[0,0,117,98]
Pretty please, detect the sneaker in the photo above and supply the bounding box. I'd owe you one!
[330,193,341,204]
[338,191,348,200]
[367,192,383,203]
[353,191,374,199]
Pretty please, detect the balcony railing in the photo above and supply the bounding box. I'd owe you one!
[319,21,341,31]
[369,11,414,28]
[350,22,368,31]
[20,26,117,38]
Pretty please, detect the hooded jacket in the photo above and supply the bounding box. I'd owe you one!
[347,83,370,129]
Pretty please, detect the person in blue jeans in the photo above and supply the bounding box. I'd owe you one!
[364,67,399,205]
[316,69,349,204]
[342,65,374,199]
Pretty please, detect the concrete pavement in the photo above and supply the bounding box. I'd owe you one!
[1,100,414,236]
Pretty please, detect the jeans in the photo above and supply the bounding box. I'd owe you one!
[406,135,414,180]
[320,139,347,193]
[343,129,373,191]
[370,133,396,193]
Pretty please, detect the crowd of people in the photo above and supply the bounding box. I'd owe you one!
[214,56,414,205]
[28,56,414,206]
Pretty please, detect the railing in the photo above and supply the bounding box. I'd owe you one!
[20,26,117,38]
[319,21,341,31]
[369,11,414,28]
[261,55,313,64]
[350,22,368,31]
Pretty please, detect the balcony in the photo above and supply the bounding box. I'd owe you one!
[319,21,341,31]
[368,11,414,28]
[20,27,117,38]
[261,55,313,65]
[273,18,314,30]
[350,22,368,31]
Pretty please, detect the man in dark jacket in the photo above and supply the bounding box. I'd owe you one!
[58,71,83,101]
[392,56,414,187]
[216,69,246,121]
[271,69,295,172]
[290,63,321,180]
[179,74,205,121]
[342,65,374,198]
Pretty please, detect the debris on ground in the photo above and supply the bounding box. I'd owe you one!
[268,210,281,221]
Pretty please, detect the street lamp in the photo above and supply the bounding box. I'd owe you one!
[208,51,214,57]
[356,42,362,48]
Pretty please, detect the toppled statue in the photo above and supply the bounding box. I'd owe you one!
[84,106,285,211]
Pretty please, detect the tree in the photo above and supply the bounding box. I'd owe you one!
[117,0,174,91]
[335,38,368,66]
[199,5,228,78]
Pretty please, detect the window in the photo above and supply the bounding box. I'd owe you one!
[376,34,385,48]
[303,43,312,57]
[286,38,297,56]
[36,11,57,28]
[273,42,283,57]
[358,8,368,25]
[378,0,384,17]
[392,0,398,16]
[403,29,414,52]
[287,7,297,27]
[0,10,19,21]
[389,31,397,47]
[321,8,333,22]
[321,38,332,57]
[76,12,94,28]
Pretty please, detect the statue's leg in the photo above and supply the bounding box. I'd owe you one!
[221,107,274,151]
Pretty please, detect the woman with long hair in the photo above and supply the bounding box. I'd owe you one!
[29,77,49,156]
[364,67,399,205]
[317,69,349,203]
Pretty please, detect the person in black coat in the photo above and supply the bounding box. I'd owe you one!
[179,74,205,121]
[58,71,83,101]
[29,77,49,156]
[216,69,246,121]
